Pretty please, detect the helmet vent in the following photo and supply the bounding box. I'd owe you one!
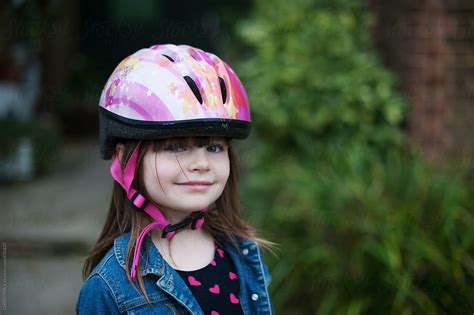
[162,54,175,62]
[183,76,203,104]
[219,77,227,104]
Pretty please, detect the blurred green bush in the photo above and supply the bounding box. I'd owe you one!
[237,0,474,314]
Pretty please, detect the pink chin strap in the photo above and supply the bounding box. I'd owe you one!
[110,141,206,280]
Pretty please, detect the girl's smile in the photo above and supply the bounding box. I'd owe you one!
[175,181,214,191]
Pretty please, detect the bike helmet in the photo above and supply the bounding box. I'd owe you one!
[99,44,250,160]
[98,44,251,280]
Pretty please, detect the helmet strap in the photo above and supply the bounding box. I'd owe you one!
[109,141,207,280]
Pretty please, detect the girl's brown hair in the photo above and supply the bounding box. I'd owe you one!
[82,137,274,300]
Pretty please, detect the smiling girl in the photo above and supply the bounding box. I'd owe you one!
[76,44,274,315]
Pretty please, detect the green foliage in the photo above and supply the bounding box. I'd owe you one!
[244,146,474,314]
[238,0,405,152]
[236,0,474,314]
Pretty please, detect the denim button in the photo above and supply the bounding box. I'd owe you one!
[242,248,249,255]
[251,293,259,301]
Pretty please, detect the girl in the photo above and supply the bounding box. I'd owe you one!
[76,44,274,315]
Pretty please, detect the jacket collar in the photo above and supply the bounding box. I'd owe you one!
[113,231,258,277]
[114,232,167,277]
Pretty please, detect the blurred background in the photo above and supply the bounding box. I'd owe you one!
[0,0,473,314]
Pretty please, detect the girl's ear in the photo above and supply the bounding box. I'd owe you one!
[116,143,125,161]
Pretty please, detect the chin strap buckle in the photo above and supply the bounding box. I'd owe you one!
[161,211,206,239]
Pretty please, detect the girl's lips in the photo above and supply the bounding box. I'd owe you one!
[176,181,213,191]
[176,181,212,185]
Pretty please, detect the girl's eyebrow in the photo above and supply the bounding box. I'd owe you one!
[211,139,226,144]
[213,137,228,144]
[193,138,227,147]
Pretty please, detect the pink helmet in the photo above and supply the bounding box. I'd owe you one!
[99,44,251,159]
[99,44,251,281]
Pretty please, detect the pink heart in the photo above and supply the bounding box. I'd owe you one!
[217,248,224,258]
[210,259,216,266]
[188,276,201,286]
[230,293,240,304]
[209,284,220,294]
[211,311,219,315]
[229,272,238,280]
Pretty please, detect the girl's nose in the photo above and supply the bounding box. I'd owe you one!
[187,148,210,172]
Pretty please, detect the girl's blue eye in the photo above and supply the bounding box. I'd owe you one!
[207,144,224,153]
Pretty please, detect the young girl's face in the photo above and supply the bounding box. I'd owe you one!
[142,138,230,221]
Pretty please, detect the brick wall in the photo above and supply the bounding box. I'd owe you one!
[370,0,474,162]
[444,0,474,161]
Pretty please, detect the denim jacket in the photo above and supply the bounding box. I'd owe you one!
[76,232,273,314]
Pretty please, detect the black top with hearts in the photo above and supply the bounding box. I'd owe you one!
[176,245,244,315]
